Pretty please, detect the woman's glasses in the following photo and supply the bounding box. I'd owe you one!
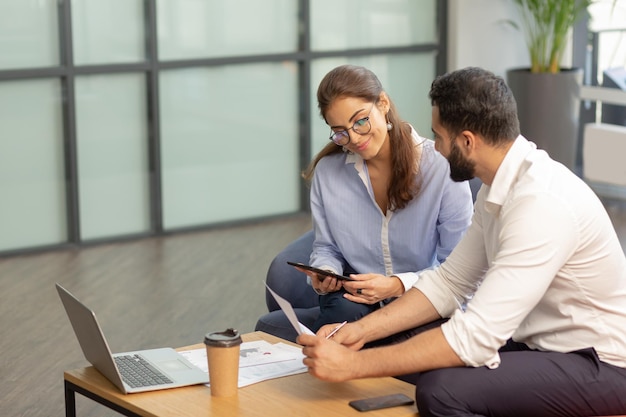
[329,103,375,146]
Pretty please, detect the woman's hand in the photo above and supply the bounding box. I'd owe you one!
[310,272,343,294]
[342,273,404,304]
[293,265,343,294]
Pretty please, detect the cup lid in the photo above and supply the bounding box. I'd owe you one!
[204,328,242,347]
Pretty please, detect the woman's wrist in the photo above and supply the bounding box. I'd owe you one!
[313,286,328,295]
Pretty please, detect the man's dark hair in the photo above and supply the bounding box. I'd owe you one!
[429,67,520,146]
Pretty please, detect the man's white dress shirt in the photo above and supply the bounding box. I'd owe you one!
[409,136,626,369]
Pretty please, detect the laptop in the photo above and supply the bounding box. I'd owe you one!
[56,283,209,394]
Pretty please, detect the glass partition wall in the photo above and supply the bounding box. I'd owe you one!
[0,0,446,255]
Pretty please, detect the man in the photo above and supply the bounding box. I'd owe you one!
[297,67,626,417]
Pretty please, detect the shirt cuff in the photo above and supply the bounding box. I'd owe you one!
[394,272,420,292]
[440,316,501,369]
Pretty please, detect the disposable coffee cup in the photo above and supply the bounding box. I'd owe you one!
[204,328,242,397]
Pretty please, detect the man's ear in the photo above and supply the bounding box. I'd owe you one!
[459,130,475,153]
[457,130,483,157]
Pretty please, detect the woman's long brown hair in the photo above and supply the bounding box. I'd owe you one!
[303,65,421,211]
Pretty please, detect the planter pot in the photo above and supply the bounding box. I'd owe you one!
[506,68,583,171]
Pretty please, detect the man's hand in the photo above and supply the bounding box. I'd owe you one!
[316,321,367,350]
[298,334,360,382]
[300,326,466,383]
[342,273,404,304]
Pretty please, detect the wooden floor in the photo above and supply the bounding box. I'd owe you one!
[0,213,312,417]
[1,196,625,417]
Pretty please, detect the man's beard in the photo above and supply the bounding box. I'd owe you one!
[448,140,475,182]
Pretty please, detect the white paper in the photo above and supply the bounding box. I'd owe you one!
[179,340,306,388]
[264,282,315,336]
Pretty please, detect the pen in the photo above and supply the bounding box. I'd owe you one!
[326,320,348,339]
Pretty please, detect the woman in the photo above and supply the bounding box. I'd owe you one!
[301,64,473,331]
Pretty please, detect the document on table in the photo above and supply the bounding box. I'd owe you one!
[179,340,306,388]
[264,282,315,336]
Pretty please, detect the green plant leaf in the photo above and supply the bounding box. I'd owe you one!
[509,0,594,73]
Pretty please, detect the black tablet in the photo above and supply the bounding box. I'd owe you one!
[286,261,354,281]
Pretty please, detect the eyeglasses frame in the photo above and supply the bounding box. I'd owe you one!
[328,102,376,146]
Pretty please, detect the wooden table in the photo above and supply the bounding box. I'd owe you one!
[64,331,419,417]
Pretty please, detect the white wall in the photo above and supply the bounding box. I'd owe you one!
[447,0,529,77]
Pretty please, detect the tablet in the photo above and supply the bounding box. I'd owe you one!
[286,261,354,281]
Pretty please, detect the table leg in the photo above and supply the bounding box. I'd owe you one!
[64,379,142,417]
[64,379,76,417]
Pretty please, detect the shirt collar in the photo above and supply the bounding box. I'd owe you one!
[484,135,535,212]
[345,150,362,166]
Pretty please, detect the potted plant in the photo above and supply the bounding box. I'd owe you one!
[505,0,591,170]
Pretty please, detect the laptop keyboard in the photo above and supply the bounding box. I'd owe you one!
[114,354,173,388]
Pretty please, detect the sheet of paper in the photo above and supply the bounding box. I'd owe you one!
[239,340,301,367]
[179,341,306,388]
[264,282,315,336]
